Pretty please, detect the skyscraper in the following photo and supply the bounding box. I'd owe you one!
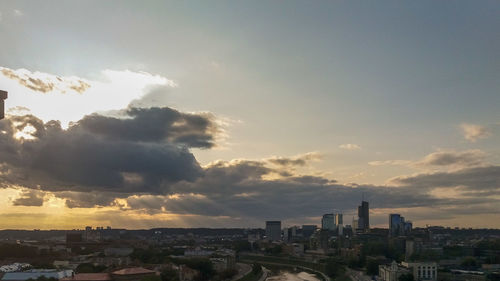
[321,214,335,231]
[334,213,343,235]
[265,221,281,241]
[389,214,402,237]
[357,201,369,232]
[389,213,412,237]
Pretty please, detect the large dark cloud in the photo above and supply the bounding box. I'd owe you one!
[0,107,214,195]
[1,109,498,225]
[77,107,217,148]
[120,160,499,221]
[391,165,500,192]
[12,190,45,207]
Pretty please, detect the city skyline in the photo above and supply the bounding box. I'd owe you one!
[0,1,499,229]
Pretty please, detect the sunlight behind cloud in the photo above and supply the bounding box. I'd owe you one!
[0,67,176,127]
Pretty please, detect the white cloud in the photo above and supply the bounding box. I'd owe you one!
[339,143,361,150]
[460,123,490,142]
[369,149,487,169]
[368,160,412,166]
[13,9,23,16]
[0,66,177,127]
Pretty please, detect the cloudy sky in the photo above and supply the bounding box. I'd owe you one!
[0,1,499,230]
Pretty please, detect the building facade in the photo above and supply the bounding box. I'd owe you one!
[321,214,335,231]
[357,201,369,232]
[265,221,282,241]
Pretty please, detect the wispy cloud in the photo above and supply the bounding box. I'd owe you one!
[339,143,361,150]
[1,67,90,94]
[369,149,487,169]
[460,123,490,142]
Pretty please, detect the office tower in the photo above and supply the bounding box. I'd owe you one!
[334,213,343,236]
[334,213,343,225]
[321,214,335,231]
[265,221,282,241]
[389,214,413,237]
[302,225,317,238]
[352,218,359,230]
[389,214,402,237]
[357,201,369,231]
[283,226,297,242]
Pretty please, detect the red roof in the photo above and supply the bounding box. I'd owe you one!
[112,268,155,275]
[61,273,112,281]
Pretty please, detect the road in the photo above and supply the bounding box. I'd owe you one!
[232,263,252,281]
[345,268,373,281]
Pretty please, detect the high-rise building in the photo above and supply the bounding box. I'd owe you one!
[389,214,402,237]
[334,213,343,225]
[321,214,335,231]
[334,213,343,236]
[389,214,413,237]
[283,226,298,242]
[265,221,282,241]
[302,225,317,238]
[357,201,369,231]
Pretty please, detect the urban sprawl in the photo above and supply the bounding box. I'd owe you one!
[0,200,499,281]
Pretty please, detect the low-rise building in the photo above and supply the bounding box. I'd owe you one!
[111,267,156,281]
[1,270,74,281]
[401,261,438,281]
[61,273,112,281]
[379,261,410,281]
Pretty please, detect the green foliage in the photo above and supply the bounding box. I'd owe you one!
[217,268,238,280]
[252,263,262,275]
[131,247,182,264]
[140,276,161,281]
[325,258,343,278]
[172,258,214,281]
[365,259,379,276]
[461,256,477,267]
[265,244,283,255]
[233,240,252,252]
[75,263,107,273]
[398,273,414,281]
[161,268,179,281]
[410,249,441,262]
[0,243,38,258]
[347,256,366,269]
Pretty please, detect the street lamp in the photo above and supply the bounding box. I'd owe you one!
[0,90,7,120]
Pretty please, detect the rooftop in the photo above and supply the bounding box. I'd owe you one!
[61,273,112,281]
[112,268,155,276]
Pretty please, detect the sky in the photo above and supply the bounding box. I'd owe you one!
[0,0,499,230]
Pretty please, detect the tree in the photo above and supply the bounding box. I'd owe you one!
[252,263,262,275]
[140,276,161,281]
[461,256,477,267]
[233,240,251,252]
[365,259,379,276]
[161,268,179,281]
[398,273,414,281]
[75,263,107,273]
[325,258,342,278]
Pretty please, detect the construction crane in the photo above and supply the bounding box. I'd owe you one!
[0,90,7,119]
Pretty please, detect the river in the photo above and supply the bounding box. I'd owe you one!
[266,271,321,281]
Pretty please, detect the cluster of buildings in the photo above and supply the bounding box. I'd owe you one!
[379,261,438,281]
[264,200,373,243]
[389,214,413,237]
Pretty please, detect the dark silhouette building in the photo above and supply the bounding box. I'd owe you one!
[0,90,7,120]
[357,201,369,232]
